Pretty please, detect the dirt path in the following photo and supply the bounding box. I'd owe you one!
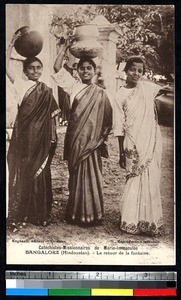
[7,126,175,265]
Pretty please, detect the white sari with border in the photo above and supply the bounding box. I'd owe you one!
[113,81,164,235]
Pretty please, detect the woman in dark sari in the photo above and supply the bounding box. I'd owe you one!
[6,34,60,226]
[52,39,112,226]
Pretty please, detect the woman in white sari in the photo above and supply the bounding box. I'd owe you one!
[113,56,164,236]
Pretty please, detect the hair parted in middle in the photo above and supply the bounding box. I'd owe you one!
[124,56,146,75]
[23,57,43,72]
[77,56,96,71]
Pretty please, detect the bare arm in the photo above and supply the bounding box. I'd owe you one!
[6,43,15,83]
[54,37,73,73]
[6,33,21,83]
[118,135,126,169]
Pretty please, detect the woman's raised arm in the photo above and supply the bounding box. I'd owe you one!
[6,33,21,83]
[54,37,73,73]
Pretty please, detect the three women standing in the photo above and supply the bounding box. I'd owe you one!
[113,56,164,235]
[7,31,164,236]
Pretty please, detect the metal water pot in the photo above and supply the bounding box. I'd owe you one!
[155,87,174,127]
[69,24,103,59]
[14,26,43,57]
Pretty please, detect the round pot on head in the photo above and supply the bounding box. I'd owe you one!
[69,24,103,59]
[14,26,43,57]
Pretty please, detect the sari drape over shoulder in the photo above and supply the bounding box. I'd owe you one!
[113,81,164,235]
[65,84,112,224]
[7,82,59,224]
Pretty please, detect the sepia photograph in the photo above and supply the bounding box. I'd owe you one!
[6,4,175,265]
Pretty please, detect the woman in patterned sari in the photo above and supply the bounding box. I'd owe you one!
[52,39,112,226]
[6,34,60,226]
[113,56,164,236]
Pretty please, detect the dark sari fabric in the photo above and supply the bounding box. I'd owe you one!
[64,84,112,224]
[7,82,58,224]
[58,87,70,122]
[57,64,72,122]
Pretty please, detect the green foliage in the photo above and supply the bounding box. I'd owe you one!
[49,5,174,75]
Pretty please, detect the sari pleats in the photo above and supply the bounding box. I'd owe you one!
[8,83,58,224]
[66,149,103,223]
[65,84,112,224]
[120,160,163,235]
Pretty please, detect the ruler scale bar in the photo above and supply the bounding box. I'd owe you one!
[6,271,177,280]
[6,271,177,297]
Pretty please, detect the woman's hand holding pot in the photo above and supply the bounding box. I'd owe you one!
[10,32,22,47]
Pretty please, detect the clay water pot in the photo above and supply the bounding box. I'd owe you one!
[155,89,174,127]
[69,24,103,59]
[14,26,43,57]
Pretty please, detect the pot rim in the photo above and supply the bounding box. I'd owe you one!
[72,35,101,40]
[15,26,30,37]
[73,23,98,28]
[14,27,43,40]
